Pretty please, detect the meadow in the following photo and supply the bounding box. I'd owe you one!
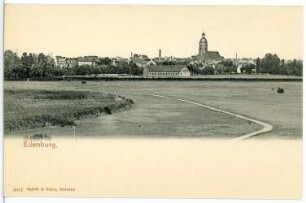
[4,80,302,139]
[4,88,133,133]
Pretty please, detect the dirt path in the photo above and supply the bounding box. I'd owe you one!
[146,94,273,141]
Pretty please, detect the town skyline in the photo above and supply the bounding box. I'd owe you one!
[4,5,303,60]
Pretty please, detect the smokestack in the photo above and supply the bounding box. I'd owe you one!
[235,52,238,66]
[159,49,161,58]
[131,52,133,58]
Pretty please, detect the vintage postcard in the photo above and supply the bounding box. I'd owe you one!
[3,3,303,200]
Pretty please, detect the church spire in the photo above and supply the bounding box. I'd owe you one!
[199,32,208,55]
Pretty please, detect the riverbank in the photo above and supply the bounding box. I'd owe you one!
[4,89,133,133]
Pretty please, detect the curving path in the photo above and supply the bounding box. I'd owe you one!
[79,88,273,140]
[146,94,273,141]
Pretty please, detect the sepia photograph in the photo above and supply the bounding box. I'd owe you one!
[2,2,304,200]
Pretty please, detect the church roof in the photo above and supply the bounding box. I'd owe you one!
[206,51,222,60]
[196,51,223,61]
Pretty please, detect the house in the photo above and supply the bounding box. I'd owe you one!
[55,56,68,68]
[111,59,117,66]
[237,65,242,74]
[66,58,78,68]
[143,65,191,77]
[131,58,147,67]
[78,59,92,66]
[133,54,149,60]
[238,58,256,66]
[131,54,151,67]
[77,56,98,66]
[146,59,157,66]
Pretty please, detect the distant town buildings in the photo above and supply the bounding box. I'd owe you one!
[53,31,260,76]
[55,56,98,68]
[130,54,150,67]
[55,56,67,68]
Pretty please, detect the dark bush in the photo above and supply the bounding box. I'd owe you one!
[277,87,284,93]
[127,98,134,104]
[104,107,112,114]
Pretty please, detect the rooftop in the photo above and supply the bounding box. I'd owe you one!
[145,65,186,72]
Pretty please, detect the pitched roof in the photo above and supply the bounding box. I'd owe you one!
[206,51,222,60]
[145,65,186,73]
[77,56,98,62]
[196,51,223,61]
[78,58,92,62]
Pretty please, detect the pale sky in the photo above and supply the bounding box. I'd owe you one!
[4,5,304,59]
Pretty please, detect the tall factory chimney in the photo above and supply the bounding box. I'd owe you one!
[235,52,238,66]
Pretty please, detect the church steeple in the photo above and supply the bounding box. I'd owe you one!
[199,32,208,55]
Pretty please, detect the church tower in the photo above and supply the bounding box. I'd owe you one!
[199,32,208,55]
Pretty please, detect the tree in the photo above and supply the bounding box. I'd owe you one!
[219,60,233,67]
[241,63,256,74]
[20,52,36,78]
[278,59,288,75]
[29,63,43,78]
[44,55,56,78]
[217,60,237,74]
[74,64,92,75]
[261,53,281,74]
[99,57,112,66]
[286,60,303,76]
[186,63,198,75]
[255,57,262,73]
[130,63,143,75]
[4,50,21,79]
[201,66,214,75]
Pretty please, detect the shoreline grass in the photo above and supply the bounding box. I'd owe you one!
[4,89,133,132]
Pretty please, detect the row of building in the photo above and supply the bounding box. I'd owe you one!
[55,32,256,76]
[54,53,190,69]
[55,56,100,68]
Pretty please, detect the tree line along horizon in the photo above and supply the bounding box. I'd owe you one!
[4,49,303,79]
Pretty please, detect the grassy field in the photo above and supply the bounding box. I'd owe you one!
[4,80,302,139]
[4,88,133,133]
